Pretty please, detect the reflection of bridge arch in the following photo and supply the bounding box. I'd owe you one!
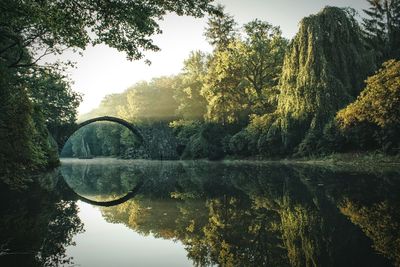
[68,179,144,207]
[60,116,144,152]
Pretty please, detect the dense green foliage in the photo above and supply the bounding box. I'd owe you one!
[202,13,288,125]
[175,51,208,121]
[0,0,216,63]
[3,1,400,265]
[79,5,399,160]
[0,65,47,182]
[0,0,215,184]
[204,4,237,50]
[3,1,400,174]
[336,59,400,153]
[61,122,138,158]
[0,57,81,184]
[119,77,179,122]
[362,0,400,64]
[74,7,289,160]
[266,7,375,156]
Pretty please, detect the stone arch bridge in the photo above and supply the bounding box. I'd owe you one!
[56,115,179,160]
[58,116,144,152]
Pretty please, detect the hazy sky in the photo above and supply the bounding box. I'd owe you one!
[51,0,369,115]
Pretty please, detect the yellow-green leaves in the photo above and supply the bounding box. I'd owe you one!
[336,60,400,128]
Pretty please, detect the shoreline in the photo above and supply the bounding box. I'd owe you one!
[224,153,400,173]
[60,152,400,166]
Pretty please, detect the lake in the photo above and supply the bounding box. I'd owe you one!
[0,158,399,267]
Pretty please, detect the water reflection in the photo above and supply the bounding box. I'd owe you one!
[61,158,144,203]
[1,160,399,266]
[0,172,84,266]
[96,162,400,267]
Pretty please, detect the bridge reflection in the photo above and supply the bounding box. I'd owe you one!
[70,179,144,207]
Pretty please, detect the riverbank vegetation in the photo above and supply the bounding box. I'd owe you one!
[1,1,400,186]
[71,3,400,161]
[0,0,216,185]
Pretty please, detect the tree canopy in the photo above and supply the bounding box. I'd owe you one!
[267,7,375,155]
[363,0,400,63]
[73,5,400,160]
[3,1,400,179]
[0,0,217,65]
[336,59,400,153]
[0,0,217,184]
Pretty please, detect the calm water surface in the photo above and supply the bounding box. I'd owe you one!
[0,158,399,267]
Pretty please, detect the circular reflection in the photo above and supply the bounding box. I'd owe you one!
[60,158,144,206]
[68,180,143,207]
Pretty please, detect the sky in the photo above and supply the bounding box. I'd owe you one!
[49,0,369,115]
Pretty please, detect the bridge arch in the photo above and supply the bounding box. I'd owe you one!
[60,116,144,152]
[76,116,144,143]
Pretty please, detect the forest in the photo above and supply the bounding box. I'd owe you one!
[0,0,216,185]
[1,0,400,185]
[1,2,399,266]
[66,3,400,161]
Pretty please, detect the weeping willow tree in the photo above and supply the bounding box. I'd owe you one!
[266,7,375,155]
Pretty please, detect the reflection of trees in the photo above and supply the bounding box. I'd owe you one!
[61,161,144,198]
[61,160,189,199]
[331,171,400,267]
[96,162,399,266]
[0,174,83,267]
[8,161,399,266]
[102,198,188,239]
[260,172,335,267]
[196,196,287,266]
[275,166,398,267]
[340,200,400,266]
[36,200,83,266]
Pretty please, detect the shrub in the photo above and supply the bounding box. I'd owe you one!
[336,60,400,154]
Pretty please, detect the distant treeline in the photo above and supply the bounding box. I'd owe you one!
[77,4,400,160]
[61,123,138,158]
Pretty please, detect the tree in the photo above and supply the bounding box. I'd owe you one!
[202,18,287,125]
[363,0,400,63]
[336,59,400,153]
[0,0,217,66]
[27,69,82,141]
[223,19,288,157]
[201,41,250,125]
[0,38,82,181]
[174,51,208,120]
[78,93,127,122]
[1,0,216,183]
[204,5,237,50]
[239,20,288,113]
[266,7,375,155]
[202,6,240,125]
[0,65,48,184]
[118,77,179,122]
